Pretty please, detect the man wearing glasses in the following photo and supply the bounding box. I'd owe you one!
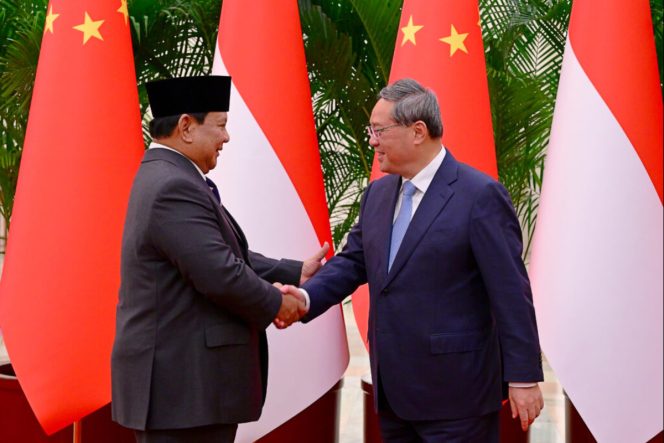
[279,78,544,442]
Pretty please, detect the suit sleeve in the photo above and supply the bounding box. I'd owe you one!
[248,251,302,285]
[469,181,543,383]
[301,183,372,321]
[149,177,282,330]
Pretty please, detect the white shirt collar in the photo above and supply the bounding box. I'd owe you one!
[149,141,206,180]
[403,145,447,194]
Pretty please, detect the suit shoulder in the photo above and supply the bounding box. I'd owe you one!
[131,161,208,208]
[143,159,200,187]
[456,161,498,187]
[452,161,512,206]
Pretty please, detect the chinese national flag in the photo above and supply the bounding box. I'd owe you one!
[353,0,497,346]
[530,0,663,441]
[0,0,143,434]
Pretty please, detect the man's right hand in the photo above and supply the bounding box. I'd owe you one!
[273,285,307,329]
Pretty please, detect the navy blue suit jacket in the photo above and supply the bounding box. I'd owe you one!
[302,151,543,421]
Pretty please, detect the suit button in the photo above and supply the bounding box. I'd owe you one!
[382,288,389,294]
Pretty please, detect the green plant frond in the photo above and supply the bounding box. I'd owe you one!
[345,0,401,83]
[0,0,45,117]
[300,0,393,246]
[0,0,48,230]
[1,31,42,116]
[650,0,663,95]
[300,4,356,92]
[481,0,571,259]
[130,0,219,84]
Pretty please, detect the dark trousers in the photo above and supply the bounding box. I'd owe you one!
[134,423,238,443]
[377,373,499,443]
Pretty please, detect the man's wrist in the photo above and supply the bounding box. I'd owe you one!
[298,288,311,312]
[508,382,538,388]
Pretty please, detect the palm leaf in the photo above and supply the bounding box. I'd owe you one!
[481,0,571,260]
[299,0,401,246]
[0,0,47,238]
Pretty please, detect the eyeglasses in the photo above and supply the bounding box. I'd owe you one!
[366,124,401,140]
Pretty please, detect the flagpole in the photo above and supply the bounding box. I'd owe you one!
[73,420,81,443]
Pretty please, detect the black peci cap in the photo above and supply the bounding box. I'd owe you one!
[146,76,231,118]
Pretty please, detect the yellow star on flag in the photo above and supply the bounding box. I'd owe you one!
[117,0,129,25]
[44,5,59,34]
[401,15,423,46]
[73,12,104,44]
[440,24,469,56]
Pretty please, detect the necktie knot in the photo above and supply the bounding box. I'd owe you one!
[402,181,417,197]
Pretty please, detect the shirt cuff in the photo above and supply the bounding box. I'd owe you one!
[508,382,538,388]
[298,288,311,312]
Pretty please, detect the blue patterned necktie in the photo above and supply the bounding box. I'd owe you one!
[205,177,221,203]
[389,180,417,271]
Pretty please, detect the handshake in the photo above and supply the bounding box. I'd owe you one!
[273,283,308,329]
[270,241,330,330]
[273,242,330,329]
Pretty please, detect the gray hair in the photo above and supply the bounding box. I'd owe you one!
[379,78,443,138]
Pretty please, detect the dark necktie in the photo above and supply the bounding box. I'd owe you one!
[205,177,221,203]
[205,177,244,250]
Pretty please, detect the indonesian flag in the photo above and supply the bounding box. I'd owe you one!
[530,1,663,442]
[353,0,497,347]
[0,0,143,435]
[209,1,349,440]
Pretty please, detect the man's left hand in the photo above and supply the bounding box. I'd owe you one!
[509,385,544,431]
[300,242,330,284]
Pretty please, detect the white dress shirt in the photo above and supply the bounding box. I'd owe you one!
[392,146,447,222]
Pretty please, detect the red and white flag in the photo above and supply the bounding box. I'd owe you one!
[209,1,349,440]
[0,0,143,434]
[353,0,497,347]
[530,1,663,441]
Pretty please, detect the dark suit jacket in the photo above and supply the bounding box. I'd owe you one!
[111,148,301,430]
[303,151,543,421]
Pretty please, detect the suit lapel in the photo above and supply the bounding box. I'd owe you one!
[144,148,250,262]
[220,206,250,258]
[371,175,402,285]
[204,193,249,262]
[382,152,459,288]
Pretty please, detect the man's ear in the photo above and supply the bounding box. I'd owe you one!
[412,120,428,145]
[178,114,196,143]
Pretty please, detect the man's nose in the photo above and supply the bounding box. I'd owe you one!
[368,134,379,148]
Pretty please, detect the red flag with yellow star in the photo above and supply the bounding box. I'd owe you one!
[0,0,143,434]
[353,0,497,347]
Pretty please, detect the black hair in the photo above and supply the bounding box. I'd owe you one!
[148,112,208,139]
